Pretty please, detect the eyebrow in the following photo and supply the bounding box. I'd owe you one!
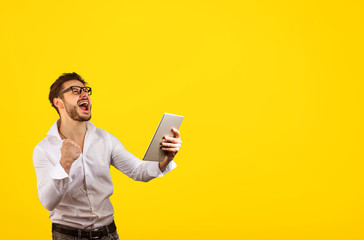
[63,85,86,90]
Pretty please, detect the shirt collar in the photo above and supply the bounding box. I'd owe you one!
[47,119,96,139]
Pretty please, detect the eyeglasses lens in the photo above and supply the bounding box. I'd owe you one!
[71,87,91,95]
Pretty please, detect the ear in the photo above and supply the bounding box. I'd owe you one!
[53,97,64,110]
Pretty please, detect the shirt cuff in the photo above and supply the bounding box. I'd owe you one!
[51,163,73,182]
[147,160,177,178]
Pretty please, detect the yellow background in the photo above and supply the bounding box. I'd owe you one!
[0,0,363,239]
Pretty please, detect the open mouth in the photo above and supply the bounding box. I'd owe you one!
[78,101,90,112]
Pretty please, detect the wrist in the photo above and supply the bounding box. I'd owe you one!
[60,158,72,174]
[159,156,173,172]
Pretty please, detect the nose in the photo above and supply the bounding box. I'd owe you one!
[80,89,89,98]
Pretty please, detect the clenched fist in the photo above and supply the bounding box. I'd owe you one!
[60,139,81,174]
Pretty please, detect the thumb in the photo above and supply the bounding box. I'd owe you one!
[171,127,180,138]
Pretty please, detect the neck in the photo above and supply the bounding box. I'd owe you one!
[58,117,87,142]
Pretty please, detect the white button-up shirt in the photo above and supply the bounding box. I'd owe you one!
[33,120,176,229]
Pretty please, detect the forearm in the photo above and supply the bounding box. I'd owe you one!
[38,178,69,211]
[112,152,176,181]
[34,156,72,210]
[110,134,177,181]
[33,146,73,211]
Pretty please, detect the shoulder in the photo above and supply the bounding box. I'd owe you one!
[33,135,57,152]
[91,124,121,144]
[32,135,58,162]
[93,125,113,139]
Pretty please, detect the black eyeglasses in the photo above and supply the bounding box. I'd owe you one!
[57,86,92,97]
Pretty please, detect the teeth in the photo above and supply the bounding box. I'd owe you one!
[79,102,88,106]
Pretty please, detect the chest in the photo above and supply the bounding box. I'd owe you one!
[49,137,112,177]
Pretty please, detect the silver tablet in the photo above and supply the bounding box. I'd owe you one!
[143,113,184,162]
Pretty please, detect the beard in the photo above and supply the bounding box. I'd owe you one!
[63,99,92,122]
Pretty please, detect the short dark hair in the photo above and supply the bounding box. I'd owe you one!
[49,72,87,114]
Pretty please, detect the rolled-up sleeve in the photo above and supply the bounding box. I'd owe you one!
[33,146,72,211]
[109,134,176,182]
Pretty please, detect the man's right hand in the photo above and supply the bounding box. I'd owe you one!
[60,139,81,174]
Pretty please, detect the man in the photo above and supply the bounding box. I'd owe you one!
[33,72,182,240]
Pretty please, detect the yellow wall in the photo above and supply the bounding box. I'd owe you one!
[0,0,363,239]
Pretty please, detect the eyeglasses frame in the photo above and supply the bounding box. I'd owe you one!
[57,86,92,97]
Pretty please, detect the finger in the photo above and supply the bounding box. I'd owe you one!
[171,128,180,138]
[160,142,181,148]
[67,140,80,147]
[62,140,81,150]
[160,147,180,153]
[63,139,76,145]
[162,136,182,144]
